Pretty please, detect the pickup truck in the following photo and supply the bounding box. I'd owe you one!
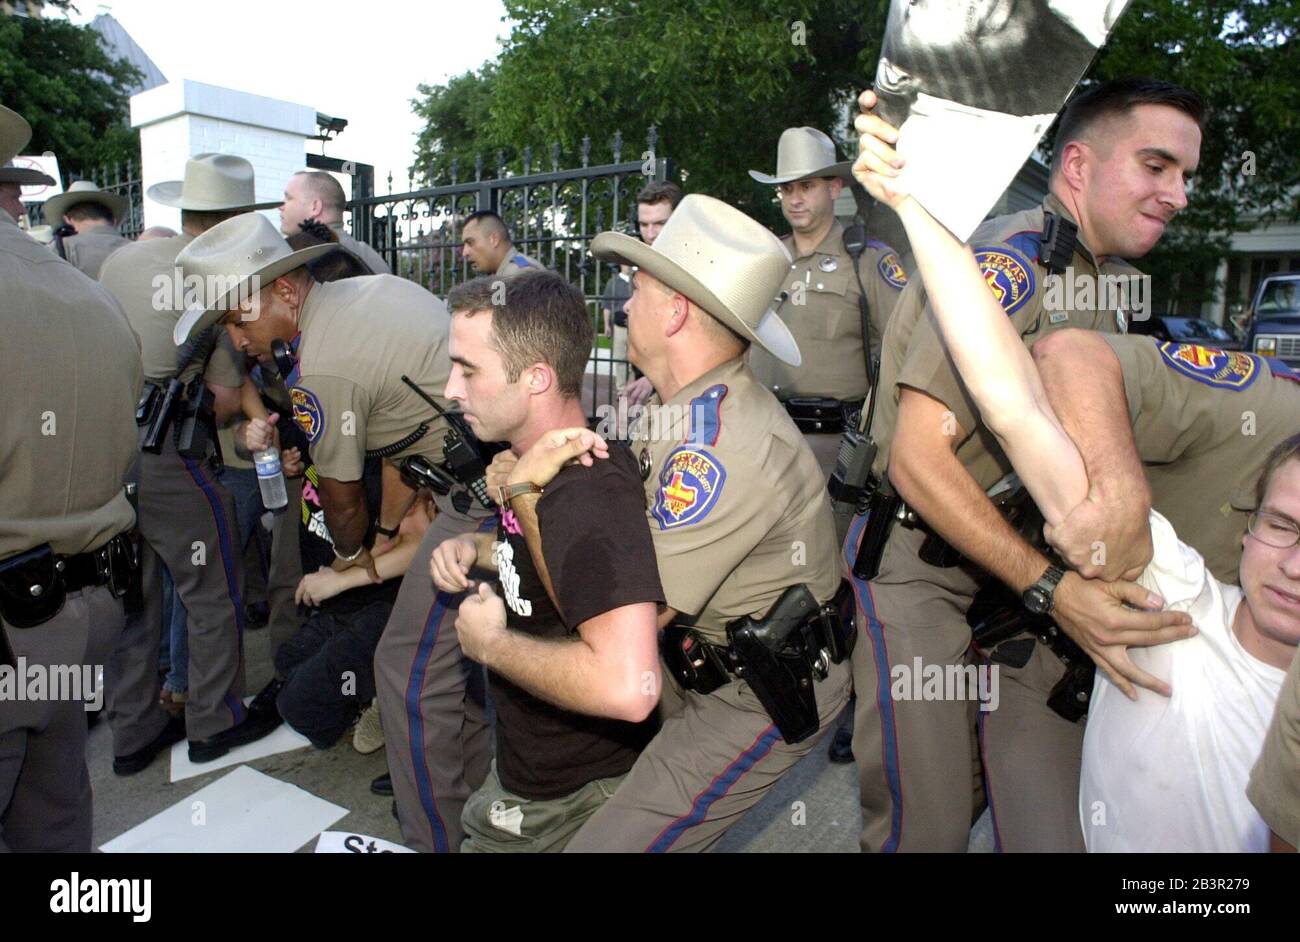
[1240,272,1300,368]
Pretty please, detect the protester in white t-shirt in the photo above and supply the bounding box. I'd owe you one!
[852,89,1300,852]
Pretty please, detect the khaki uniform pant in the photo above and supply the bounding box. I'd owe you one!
[1,585,122,852]
[106,442,247,754]
[979,642,1086,852]
[373,504,493,853]
[563,655,852,853]
[847,517,982,852]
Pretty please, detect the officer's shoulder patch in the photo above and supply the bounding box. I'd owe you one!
[651,445,727,530]
[291,385,326,444]
[1157,342,1259,391]
[686,383,728,447]
[973,243,1036,316]
[876,251,908,290]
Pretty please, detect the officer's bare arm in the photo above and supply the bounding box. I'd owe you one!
[318,476,370,554]
[209,382,242,426]
[474,603,662,723]
[890,389,1055,594]
[1033,329,1153,579]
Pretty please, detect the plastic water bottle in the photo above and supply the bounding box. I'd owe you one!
[254,447,288,513]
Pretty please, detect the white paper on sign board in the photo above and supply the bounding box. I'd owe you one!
[99,766,347,853]
[169,698,312,782]
[314,831,416,854]
[13,155,63,202]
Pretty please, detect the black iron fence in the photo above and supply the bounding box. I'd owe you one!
[346,128,669,420]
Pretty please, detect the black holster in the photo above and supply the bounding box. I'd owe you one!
[661,582,854,744]
[0,534,140,629]
[140,378,183,453]
[851,483,901,581]
[784,397,862,436]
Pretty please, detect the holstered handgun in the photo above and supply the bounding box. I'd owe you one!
[728,586,823,744]
[851,481,902,582]
[141,377,184,454]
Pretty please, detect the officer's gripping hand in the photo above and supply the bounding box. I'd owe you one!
[430,534,479,593]
[243,412,279,453]
[1051,572,1196,701]
[331,546,382,584]
[281,446,304,478]
[620,376,655,408]
[1044,486,1153,581]
[509,427,611,490]
[454,582,507,665]
[853,89,910,210]
[486,450,518,504]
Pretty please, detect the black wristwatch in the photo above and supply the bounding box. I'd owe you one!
[1022,564,1066,615]
[373,522,400,540]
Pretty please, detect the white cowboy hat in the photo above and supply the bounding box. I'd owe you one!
[748,127,852,186]
[42,179,129,224]
[590,193,801,366]
[147,153,277,211]
[172,212,335,344]
[0,103,32,167]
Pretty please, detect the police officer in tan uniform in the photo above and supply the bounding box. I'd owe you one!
[976,330,1300,849]
[461,209,543,277]
[748,127,908,474]
[174,213,494,852]
[501,195,852,851]
[278,170,389,274]
[0,104,142,851]
[43,179,130,278]
[1249,645,1300,851]
[100,154,282,772]
[845,79,1205,852]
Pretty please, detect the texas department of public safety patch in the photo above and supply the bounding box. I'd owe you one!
[1157,342,1259,390]
[877,252,908,290]
[974,246,1036,316]
[291,386,325,444]
[651,446,726,530]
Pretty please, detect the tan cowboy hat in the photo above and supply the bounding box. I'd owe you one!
[147,153,277,211]
[0,160,55,187]
[748,127,852,186]
[173,212,335,344]
[0,103,31,166]
[590,193,801,366]
[42,179,129,224]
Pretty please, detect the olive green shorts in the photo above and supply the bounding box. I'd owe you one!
[460,762,626,853]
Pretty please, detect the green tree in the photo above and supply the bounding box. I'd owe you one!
[410,63,500,187]
[0,4,142,172]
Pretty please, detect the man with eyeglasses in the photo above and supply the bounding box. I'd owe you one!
[1014,329,1300,850]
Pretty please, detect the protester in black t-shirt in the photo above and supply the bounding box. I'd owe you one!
[429,269,664,852]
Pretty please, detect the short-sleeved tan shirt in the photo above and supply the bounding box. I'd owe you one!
[0,214,142,557]
[62,227,130,280]
[99,234,244,388]
[1247,649,1300,848]
[631,357,841,644]
[1102,334,1300,583]
[871,193,1136,493]
[749,220,908,402]
[292,275,452,482]
[327,222,389,275]
[495,250,544,276]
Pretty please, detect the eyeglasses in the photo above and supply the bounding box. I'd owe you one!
[1247,511,1300,550]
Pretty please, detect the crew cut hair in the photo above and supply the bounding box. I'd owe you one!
[1051,78,1207,174]
[447,269,593,399]
[1255,431,1300,510]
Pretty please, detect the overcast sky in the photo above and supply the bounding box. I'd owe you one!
[65,1,510,190]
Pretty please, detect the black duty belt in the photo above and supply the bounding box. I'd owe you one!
[0,534,138,629]
[783,397,864,435]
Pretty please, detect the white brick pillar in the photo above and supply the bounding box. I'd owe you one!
[131,80,316,231]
